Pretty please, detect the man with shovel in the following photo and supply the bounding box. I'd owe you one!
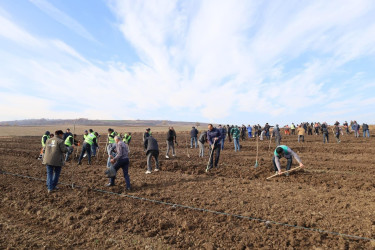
[206,124,222,171]
[273,145,304,176]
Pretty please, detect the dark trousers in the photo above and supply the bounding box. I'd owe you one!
[78,143,91,163]
[109,158,131,189]
[272,156,292,171]
[291,129,295,135]
[147,150,159,171]
[208,144,221,168]
[323,133,329,143]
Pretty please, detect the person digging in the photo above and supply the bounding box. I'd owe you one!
[273,145,304,176]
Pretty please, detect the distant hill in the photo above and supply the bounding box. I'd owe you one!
[0,118,208,127]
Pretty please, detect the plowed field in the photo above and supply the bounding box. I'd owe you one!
[0,129,374,249]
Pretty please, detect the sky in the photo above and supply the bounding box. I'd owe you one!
[0,0,375,125]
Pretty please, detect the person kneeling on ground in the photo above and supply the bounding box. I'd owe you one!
[105,136,131,190]
[144,135,160,174]
[273,145,304,176]
[43,130,67,193]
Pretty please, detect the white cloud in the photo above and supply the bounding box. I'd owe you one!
[29,0,97,43]
[1,0,375,123]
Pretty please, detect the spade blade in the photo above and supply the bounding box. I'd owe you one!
[254,161,259,168]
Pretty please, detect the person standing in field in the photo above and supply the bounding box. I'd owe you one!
[218,125,227,150]
[42,130,67,193]
[143,128,152,142]
[291,123,296,135]
[78,129,97,165]
[198,130,207,157]
[297,125,305,143]
[352,121,360,138]
[272,124,282,146]
[226,124,232,142]
[334,121,341,143]
[190,126,199,148]
[321,123,329,143]
[273,145,304,176]
[63,128,72,141]
[104,136,131,190]
[247,125,252,138]
[362,123,370,138]
[231,125,241,152]
[144,135,160,174]
[284,125,290,135]
[206,124,222,171]
[166,127,177,158]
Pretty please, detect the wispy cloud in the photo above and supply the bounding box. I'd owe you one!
[29,0,97,43]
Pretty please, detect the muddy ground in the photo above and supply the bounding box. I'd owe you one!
[0,129,374,249]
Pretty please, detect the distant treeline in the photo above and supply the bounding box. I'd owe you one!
[0,118,207,127]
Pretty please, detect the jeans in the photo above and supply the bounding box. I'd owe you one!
[298,135,304,142]
[65,146,74,161]
[220,137,225,150]
[363,130,370,137]
[208,144,221,169]
[248,132,252,138]
[91,145,97,156]
[323,133,329,143]
[78,143,91,164]
[147,150,159,171]
[265,131,270,140]
[109,158,131,189]
[166,140,175,156]
[198,141,204,157]
[233,137,240,152]
[46,165,62,191]
[190,137,197,148]
[354,130,360,137]
[272,156,292,172]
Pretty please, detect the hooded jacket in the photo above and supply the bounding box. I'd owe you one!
[42,136,67,166]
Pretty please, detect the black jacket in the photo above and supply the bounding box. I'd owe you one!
[166,129,176,141]
[190,128,199,138]
[198,132,207,144]
[144,137,159,154]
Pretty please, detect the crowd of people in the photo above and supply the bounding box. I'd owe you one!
[39,121,370,193]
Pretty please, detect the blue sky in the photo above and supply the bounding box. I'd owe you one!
[0,0,375,125]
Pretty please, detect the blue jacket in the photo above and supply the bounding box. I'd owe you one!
[207,128,222,145]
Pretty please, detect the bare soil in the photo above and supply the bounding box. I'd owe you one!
[0,129,374,249]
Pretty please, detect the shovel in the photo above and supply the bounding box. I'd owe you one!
[254,134,259,168]
[206,144,215,172]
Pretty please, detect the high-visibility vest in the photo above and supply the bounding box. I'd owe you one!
[108,131,116,144]
[85,133,96,145]
[65,135,73,147]
[291,124,295,129]
[123,134,132,144]
[41,135,49,147]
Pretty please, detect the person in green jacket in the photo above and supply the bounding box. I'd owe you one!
[78,129,97,165]
[231,125,241,152]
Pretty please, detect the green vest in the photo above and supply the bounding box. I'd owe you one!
[85,133,96,145]
[41,135,50,147]
[108,131,116,144]
[291,124,295,129]
[65,135,73,147]
[123,133,132,144]
[274,145,288,157]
